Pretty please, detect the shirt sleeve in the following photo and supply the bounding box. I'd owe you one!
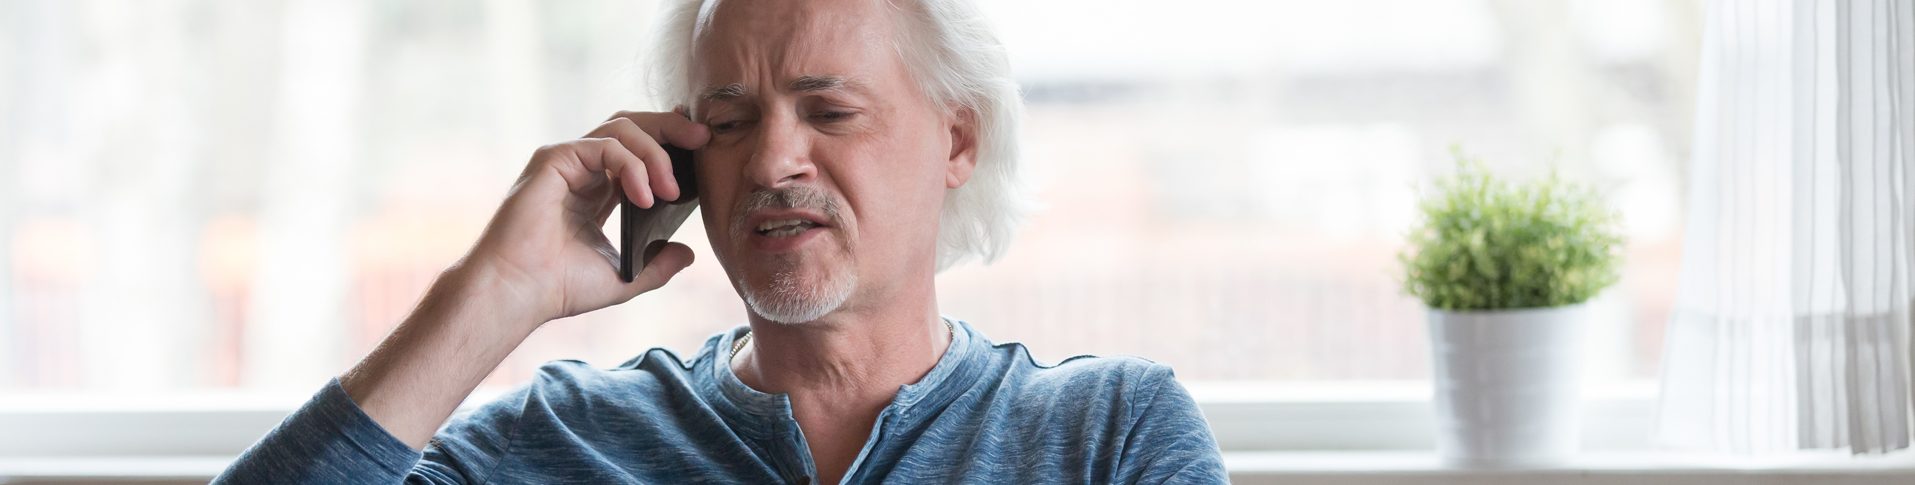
[211,378,427,484]
[212,378,530,484]
[1117,365,1230,485]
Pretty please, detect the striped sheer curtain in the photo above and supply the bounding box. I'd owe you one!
[1658,0,1913,454]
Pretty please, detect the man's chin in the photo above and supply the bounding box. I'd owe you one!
[738,271,857,324]
[744,295,845,324]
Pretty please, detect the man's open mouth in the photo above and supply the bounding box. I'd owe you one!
[754,219,822,238]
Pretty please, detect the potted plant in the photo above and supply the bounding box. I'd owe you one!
[1399,152,1623,467]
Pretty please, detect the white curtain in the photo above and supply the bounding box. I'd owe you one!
[1659,0,1913,454]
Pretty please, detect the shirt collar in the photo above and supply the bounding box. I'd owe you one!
[702,317,987,431]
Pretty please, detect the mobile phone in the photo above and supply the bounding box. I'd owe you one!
[618,143,699,283]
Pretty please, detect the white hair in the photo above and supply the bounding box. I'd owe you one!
[648,0,1031,272]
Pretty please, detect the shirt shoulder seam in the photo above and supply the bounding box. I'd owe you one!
[990,340,1163,370]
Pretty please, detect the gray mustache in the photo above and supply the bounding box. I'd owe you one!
[732,186,844,234]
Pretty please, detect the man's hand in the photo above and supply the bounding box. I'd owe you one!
[470,110,712,326]
[339,111,710,450]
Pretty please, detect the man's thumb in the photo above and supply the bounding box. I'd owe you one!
[628,242,695,295]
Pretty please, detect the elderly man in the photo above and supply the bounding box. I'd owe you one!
[217,0,1224,482]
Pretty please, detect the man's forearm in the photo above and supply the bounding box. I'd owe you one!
[339,261,540,450]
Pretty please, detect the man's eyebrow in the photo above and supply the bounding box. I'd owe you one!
[700,83,747,102]
[698,76,863,102]
[790,75,851,93]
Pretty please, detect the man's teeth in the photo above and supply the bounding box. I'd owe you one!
[755,219,818,237]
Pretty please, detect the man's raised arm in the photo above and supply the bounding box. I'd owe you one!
[213,112,709,483]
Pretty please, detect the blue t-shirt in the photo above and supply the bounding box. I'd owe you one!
[216,318,1227,483]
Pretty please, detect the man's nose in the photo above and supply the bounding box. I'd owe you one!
[742,116,815,189]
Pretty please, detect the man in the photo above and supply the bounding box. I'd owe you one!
[216,0,1226,482]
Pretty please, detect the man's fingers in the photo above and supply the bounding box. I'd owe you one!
[587,117,681,202]
[565,138,652,209]
[606,110,711,151]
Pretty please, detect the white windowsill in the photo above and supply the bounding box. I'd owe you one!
[4,451,1913,484]
[1224,451,1915,485]
[4,382,1912,484]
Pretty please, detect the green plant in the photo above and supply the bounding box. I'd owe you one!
[1399,150,1623,311]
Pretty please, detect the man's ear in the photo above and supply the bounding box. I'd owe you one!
[944,106,979,189]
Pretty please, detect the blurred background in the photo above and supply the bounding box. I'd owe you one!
[0,0,1696,397]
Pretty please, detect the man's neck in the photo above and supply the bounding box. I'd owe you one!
[730,281,952,482]
[730,290,950,402]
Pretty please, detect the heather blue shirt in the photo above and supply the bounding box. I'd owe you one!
[215,318,1227,483]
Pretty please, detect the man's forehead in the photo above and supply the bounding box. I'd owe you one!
[690,0,898,85]
[699,0,888,32]
[696,0,891,53]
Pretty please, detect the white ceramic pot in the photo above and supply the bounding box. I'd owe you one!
[1427,303,1586,467]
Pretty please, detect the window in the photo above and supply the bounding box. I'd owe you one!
[2,0,1690,447]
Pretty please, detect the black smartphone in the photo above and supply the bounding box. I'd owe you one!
[618,143,699,282]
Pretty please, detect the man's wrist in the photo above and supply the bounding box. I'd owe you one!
[340,259,544,451]
[432,257,550,338]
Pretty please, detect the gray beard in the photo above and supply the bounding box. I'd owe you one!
[738,266,857,324]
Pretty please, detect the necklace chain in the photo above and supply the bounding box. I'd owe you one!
[730,319,955,364]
